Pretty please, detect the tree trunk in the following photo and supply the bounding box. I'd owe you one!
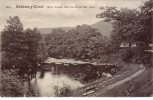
[129,42,131,47]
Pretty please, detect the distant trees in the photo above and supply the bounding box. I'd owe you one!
[45,25,110,61]
[45,28,66,57]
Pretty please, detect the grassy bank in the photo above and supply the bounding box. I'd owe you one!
[74,63,140,96]
[97,66,153,97]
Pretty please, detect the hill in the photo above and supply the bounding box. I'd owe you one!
[38,21,113,37]
[90,21,113,37]
[38,27,73,34]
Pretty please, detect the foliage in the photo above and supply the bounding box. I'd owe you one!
[36,38,49,63]
[1,16,28,70]
[53,84,74,97]
[1,16,44,71]
[96,0,153,65]
[139,0,153,44]
[108,47,152,66]
[1,16,46,96]
[45,25,110,60]
[97,0,153,48]
[24,28,42,66]
[4,16,23,32]
[0,70,28,97]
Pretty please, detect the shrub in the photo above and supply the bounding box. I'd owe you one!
[0,69,28,97]
[53,84,74,97]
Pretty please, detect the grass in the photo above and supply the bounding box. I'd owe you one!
[97,66,153,97]
[74,63,141,96]
[53,84,74,97]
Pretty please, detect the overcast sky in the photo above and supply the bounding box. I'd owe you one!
[0,0,148,31]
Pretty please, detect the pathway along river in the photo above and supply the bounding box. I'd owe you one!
[29,58,120,97]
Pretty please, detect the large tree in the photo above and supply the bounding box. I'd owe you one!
[139,0,153,44]
[1,16,28,97]
[97,0,153,48]
[1,16,42,72]
[24,28,42,66]
[97,0,153,64]
[1,16,28,70]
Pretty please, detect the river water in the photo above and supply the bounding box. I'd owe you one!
[30,58,119,97]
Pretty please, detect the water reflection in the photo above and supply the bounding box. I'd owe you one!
[30,63,119,97]
[31,70,83,97]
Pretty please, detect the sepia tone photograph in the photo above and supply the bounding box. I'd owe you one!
[0,0,153,97]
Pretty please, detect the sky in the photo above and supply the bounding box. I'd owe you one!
[0,0,148,31]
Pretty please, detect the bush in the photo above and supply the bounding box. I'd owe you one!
[53,84,74,97]
[0,70,28,97]
[111,47,146,64]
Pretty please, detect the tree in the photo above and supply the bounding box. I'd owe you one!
[45,24,110,60]
[24,28,42,67]
[97,1,152,47]
[1,16,47,97]
[45,28,66,58]
[1,16,28,70]
[97,7,140,46]
[139,0,153,44]
[36,38,48,63]
[1,16,43,75]
[4,16,23,32]
[96,0,153,64]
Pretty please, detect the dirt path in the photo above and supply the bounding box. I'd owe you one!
[95,65,145,96]
[80,65,145,97]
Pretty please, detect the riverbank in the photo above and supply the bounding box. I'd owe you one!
[74,63,142,96]
[98,66,153,97]
[43,57,146,97]
[29,57,120,97]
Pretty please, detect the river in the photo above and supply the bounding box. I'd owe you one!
[29,57,119,97]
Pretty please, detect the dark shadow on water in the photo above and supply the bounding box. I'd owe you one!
[27,62,120,96]
[39,63,119,84]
